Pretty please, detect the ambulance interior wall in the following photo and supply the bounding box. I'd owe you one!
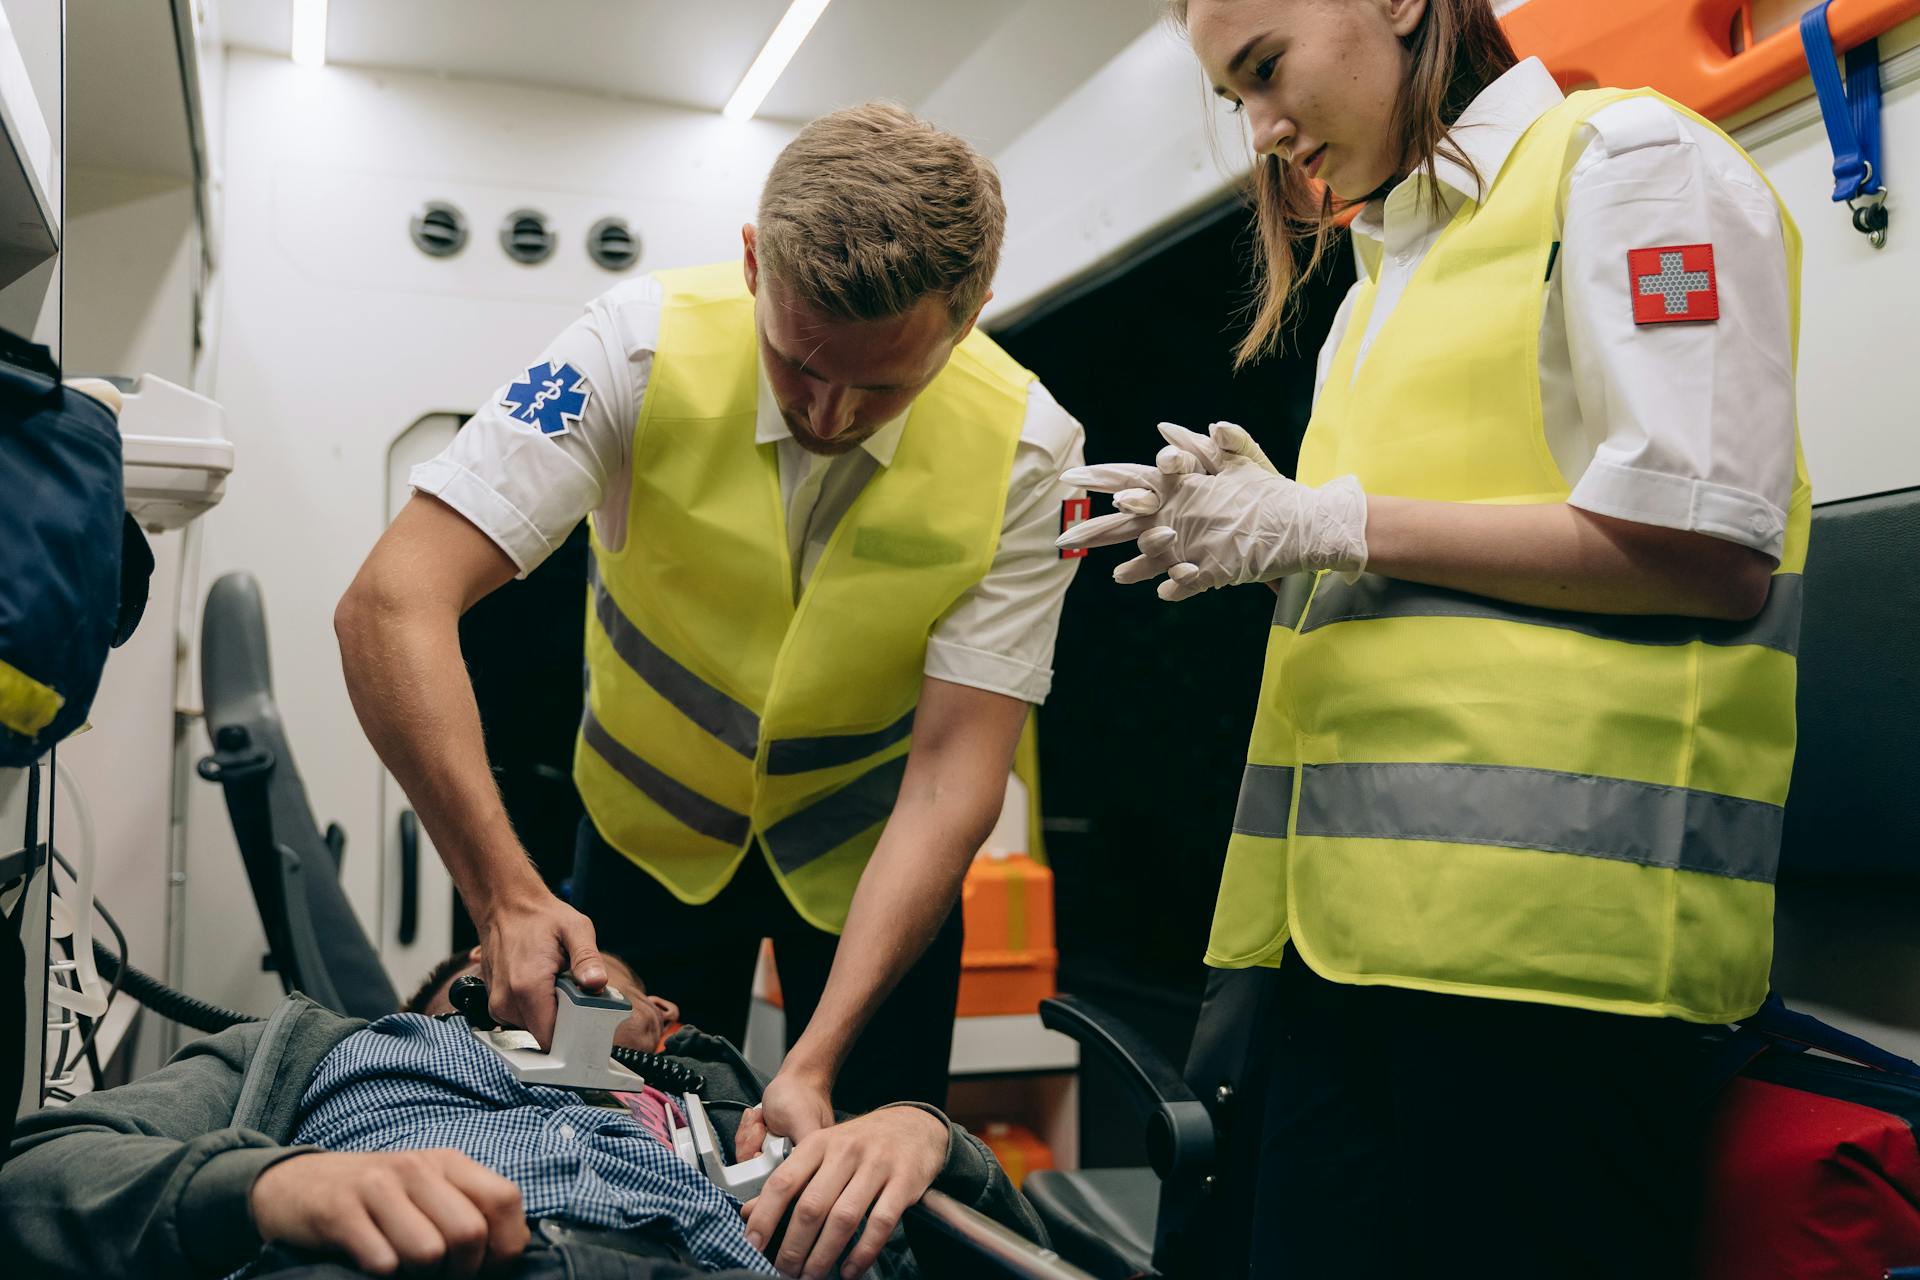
[176,49,796,1024]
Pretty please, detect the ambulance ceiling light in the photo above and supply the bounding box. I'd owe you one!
[290,0,328,68]
[723,0,834,121]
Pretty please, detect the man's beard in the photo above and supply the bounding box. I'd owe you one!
[784,409,871,457]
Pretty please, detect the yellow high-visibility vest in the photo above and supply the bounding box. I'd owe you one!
[575,262,1033,932]
[1207,90,1812,1023]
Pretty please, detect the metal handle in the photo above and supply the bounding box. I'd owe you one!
[397,810,418,946]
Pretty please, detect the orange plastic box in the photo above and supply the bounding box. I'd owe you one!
[957,853,1058,1018]
[977,1121,1055,1190]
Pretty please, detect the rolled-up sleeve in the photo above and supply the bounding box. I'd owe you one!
[1560,98,1797,558]
[924,382,1087,704]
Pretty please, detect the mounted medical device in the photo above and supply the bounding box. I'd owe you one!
[111,374,232,533]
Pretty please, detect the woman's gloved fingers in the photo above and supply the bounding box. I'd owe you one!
[1112,526,1181,584]
[1157,561,1215,602]
[1113,549,1180,584]
[1155,442,1206,476]
[1156,421,1222,472]
[1060,462,1163,495]
[1209,421,1278,474]
[1113,487,1162,516]
[1056,509,1150,550]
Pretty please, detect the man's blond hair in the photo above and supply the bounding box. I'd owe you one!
[756,102,1005,329]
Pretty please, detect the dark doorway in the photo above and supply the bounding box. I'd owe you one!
[989,193,1354,1164]
[455,519,592,950]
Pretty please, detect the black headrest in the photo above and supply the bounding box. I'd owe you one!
[202,572,279,738]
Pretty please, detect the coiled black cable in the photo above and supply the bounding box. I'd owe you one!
[90,938,260,1035]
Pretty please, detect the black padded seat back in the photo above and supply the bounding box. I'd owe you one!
[200,571,398,1018]
[1780,486,1920,879]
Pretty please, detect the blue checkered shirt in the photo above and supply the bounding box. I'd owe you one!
[289,1013,776,1273]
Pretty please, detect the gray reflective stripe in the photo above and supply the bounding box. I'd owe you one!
[593,582,759,758]
[1293,762,1781,884]
[1231,764,1295,838]
[1299,573,1803,656]
[762,755,910,874]
[1271,575,1315,630]
[767,709,916,776]
[581,711,751,847]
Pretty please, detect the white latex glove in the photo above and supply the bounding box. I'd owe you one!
[1156,420,1281,477]
[1057,420,1272,560]
[1057,420,1348,598]
[1148,456,1369,601]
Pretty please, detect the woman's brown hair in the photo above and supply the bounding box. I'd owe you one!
[1170,0,1519,367]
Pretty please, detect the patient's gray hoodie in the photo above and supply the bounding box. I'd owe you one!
[0,993,1044,1278]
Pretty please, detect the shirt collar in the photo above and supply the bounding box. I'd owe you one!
[1350,56,1564,243]
[754,365,908,467]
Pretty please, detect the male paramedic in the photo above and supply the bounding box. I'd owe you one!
[335,102,1086,1145]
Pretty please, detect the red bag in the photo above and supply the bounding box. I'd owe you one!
[1699,1002,1920,1279]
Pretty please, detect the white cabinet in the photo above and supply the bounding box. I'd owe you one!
[0,1,55,289]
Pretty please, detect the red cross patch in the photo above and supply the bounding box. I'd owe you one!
[1628,244,1718,325]
[1059,497,1090,559]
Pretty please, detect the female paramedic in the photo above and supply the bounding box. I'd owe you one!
[1059,0,1807,1274]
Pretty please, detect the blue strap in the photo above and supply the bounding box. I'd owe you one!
[1800,1,1885,201]
[1741,992,1920,1079]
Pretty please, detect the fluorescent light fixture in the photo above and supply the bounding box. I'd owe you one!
[290,0,329,68]
[723,0,833,120]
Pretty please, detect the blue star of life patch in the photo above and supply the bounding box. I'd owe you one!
[501,360,592,437]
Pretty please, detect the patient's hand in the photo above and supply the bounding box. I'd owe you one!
[250,1149,528,1276]
[742,1106,948,1280]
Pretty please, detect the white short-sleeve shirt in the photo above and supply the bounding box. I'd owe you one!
[1316,57,1797,559]
[411,276,1086,705]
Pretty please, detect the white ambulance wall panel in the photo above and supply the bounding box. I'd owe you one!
[1738,62,1920,499]
[985,20,1247,327]
[182,51,794,1018]
[63,176,199,385]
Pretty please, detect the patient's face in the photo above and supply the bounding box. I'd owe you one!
[425,948,681,1053]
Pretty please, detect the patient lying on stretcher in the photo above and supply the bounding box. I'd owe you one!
[0,949,1043,1279]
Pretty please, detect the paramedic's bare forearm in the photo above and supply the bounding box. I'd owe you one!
[334,496,542,920]
[783,678,1028,1088]
[1364,496,1778,621]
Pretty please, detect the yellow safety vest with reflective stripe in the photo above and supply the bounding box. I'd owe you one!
[574,261,1032,933]
[1206,89,1812,1024]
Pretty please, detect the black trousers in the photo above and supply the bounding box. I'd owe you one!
[1230,947,1717,1279]
[570,817,963,1115]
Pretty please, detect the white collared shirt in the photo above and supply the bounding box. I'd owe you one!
[410,275,1086,704]
[1320,57,1797,557]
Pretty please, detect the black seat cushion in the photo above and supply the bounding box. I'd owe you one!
[1024,1166,1159,1279]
